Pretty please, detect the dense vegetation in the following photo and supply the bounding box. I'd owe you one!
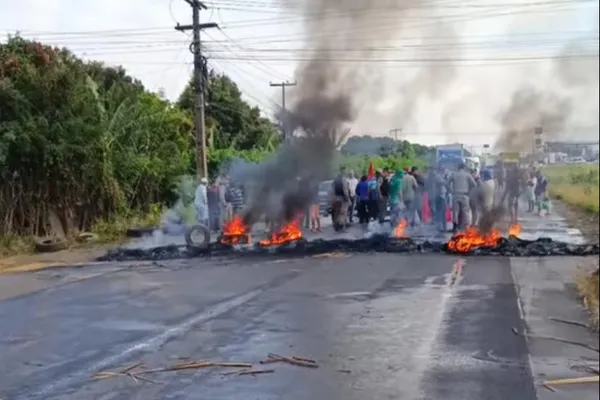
[544,164,599,214]
[0,36,430,251]
[341,135,434,161]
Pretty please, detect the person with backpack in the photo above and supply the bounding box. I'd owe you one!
[331,167,351,231]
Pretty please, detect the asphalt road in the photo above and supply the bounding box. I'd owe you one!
[0,252,598,400]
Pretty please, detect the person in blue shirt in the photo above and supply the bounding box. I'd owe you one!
[355,175,370,224]
[368,171,381,221]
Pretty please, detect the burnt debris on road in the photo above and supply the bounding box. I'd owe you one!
[97,233,600,262]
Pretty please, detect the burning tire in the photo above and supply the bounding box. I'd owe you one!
[185,224,211,248]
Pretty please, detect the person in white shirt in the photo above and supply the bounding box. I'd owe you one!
[346,170,359,224]
[194,177,209,226]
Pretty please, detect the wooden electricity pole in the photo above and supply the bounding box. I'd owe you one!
[389,128,402,141]
[176,0,218,178]
[270,80,296,143]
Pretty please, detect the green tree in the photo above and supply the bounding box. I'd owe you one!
[177,71,280,152]
[0,36,192,236]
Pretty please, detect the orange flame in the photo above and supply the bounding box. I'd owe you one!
[393,219,408,238]
[260,219,303,246]
[220,215,251,245]
[508,224,521,237]
[447,226,502,253]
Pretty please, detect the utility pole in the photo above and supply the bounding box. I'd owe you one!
[270,81,296,143]
[389,128,402,141]
[534,126,543,155]
[176,0,218,179]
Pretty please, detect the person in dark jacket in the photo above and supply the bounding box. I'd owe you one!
[355,175,370,225]
[207,181,221,232]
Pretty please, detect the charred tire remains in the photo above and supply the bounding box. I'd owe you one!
[125,227,156,238]
[98,234,600,262]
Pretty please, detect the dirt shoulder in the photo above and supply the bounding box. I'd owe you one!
[552,199,599,330]
[0,244,117,274]
[553,201,600,243]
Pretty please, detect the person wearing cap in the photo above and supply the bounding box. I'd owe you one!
[194,177,209,226]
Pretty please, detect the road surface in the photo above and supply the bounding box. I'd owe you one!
[0,204,597,400]
[0,252,598,400]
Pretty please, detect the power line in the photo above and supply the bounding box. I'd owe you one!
[209,58,280,111]
[198,53,600,63]
[215,2,595,30]
[8,28,597,44]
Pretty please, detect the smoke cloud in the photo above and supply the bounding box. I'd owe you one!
[494,39,598,153]
[226,0,463,226]
[494,86,573,152]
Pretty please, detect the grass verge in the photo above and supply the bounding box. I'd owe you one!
[544,164,599,329]
[575,267,600,331]
[544,164,599,214]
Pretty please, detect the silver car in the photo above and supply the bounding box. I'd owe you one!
[318,180,333,216]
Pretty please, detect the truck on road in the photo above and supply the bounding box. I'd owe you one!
[436,144,467,171]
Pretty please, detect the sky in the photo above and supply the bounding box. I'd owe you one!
[1,0,598,147]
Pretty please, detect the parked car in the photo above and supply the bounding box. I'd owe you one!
[318,180,333,216]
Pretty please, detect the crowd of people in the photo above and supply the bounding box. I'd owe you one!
[324,165,430,232]
[192,175,246,233]
[321,160,551,234]
[186,160,551,236]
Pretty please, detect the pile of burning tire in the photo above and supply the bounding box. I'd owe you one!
[98,216,599,262]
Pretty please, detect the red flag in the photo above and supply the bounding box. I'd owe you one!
[367,162,375,179]
[421,192,431,223]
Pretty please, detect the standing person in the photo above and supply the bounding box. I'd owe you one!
[347,170,359,225]
[503,164,522,224]
[426,167,437,220]
[207,180,221,232]
[331,168,351,231]
[469,169,481,226]
[378,169,391,224]
[402,169,418,227]
[388,169,404,228]
[480,169,496,212]
[448,163,477,232]
[494,161,505,198]
[228,183,245,215]
[308,179,322,232]
[193,177,209,227]
[217,176,232,227]
[355,175,370,225]
[534,170,548,215]
[432,166,449,232]
[525,170,537,212]
[411,166,426,223]
[368,171,380,221]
